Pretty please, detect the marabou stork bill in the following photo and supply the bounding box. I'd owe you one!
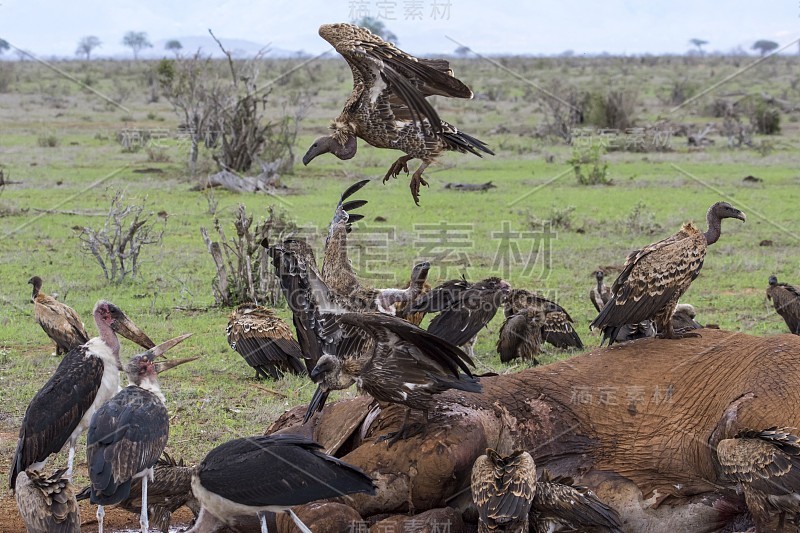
[9,300,155,490]
[87,333,195,533]
[186,434,376,533]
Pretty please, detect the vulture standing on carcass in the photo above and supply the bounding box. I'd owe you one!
[86,334,195,533]
[267,241,480,444]
[590,201,746,345]
[471,449,622,533]
[185,434,376,533]
[716,427,800,532]
[408,276,511,356]
[766,275,800,334]
[505,288,584,350]
[670,303,703,334]
[589,270,613,313]
[9,301,155,488]
[302,23,494,205]
[321,180,431,315]
[28,275,89,355]
[77,452,199,533]
[496,308,546,365]
[226,303,306,380]
[14,468,80,533]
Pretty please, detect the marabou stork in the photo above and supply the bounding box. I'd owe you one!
[28,275,89,355]
[186,434,376,533]
[87,333,195,533]
[9,300,155,489]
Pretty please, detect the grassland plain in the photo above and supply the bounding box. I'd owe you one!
[0,54,798,530]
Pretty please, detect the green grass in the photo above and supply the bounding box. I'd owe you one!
[1,55,799,514]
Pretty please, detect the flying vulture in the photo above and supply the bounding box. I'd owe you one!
[226,303,307,379]
[302,23,494,205]
[716,427,800,532]
[590,201,745,345]
[408,276,511,356]
[471,449,622,533]
[766,276,800,334]
[267,241,480,444]
[28,276,88,355]
[505,288,584,350]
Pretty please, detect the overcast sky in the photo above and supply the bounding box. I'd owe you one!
[1,0,797,58]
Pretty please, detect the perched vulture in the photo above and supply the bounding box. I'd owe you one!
[28,276,88,355]
[408,276,511,355]
[471,449,537,532]
[766,276,800,334]
[670,303,703,334]
[505,288,584,350]
[496,308,545,365]
[717,427,800,532]
[15,468,80,533]
[77,452,199,533]
[267,241,480,444]
[470,450,622,533]
[590,201,745,345]
[302,23,494,205]
[530,470,623,532]
[322,180,431,314]
[589,270,613,313]
[226,303,307,379]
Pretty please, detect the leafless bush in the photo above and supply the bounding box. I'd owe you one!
[78,192,166,283]
[538,81,583,143]
[657,78,699,106]
[583,88,638,130]
[201,204,298,307]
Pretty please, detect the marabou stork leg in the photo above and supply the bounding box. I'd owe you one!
[259,511,268,533]
[409,162,430,206]
[140,474,149,532]
[382,155,413,183]
[287,508,313,533]
[66,442,75,479]
[97,504,105,533]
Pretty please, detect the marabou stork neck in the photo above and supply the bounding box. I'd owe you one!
[88,333,195,533]
[9,300,155,490]
[186,434,376,533]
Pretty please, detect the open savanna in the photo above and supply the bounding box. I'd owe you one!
[0,53,798,530]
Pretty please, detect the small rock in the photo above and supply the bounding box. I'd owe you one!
[742,175,762,183]
[759,240,773,247]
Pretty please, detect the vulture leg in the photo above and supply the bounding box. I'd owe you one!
[409,162,430,205]
[97,504,105,533]
[287,508,313,533]
[379,408,427,446]
[140,474,149,533]
[382,155,413,183]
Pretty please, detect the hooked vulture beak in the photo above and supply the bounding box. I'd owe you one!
[112,312,156,350]
[309,365,323,382]
[302,138,329,166]
[734,211,747,222]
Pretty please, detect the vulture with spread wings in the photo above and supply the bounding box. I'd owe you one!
[590,202,745,345]
[266,240,480,445]
[302,23,494,205]
[505,288,584,350]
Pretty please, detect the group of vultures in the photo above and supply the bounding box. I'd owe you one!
[10,22,800,533]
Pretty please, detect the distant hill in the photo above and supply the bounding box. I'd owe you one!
[141,36,306,59]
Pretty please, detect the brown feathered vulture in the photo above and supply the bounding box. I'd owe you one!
[589,270,613,313]
[590,201,745,345]
[716,427,800,532]
[767,276,800,334]
[471,450,622,533]
[496,308,545,365]
[28,276,88,355]
[302,23,494,205]
[408,276,511,356]
[15,468,80,533]
[670,303,703,334]
[267,240,480,444]
[471,449,537,532]
[226,303,306,379]
[505,288,583,350]
[76,452,199,533]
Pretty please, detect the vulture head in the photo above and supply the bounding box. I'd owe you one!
[593,270,604,283]
[769,275,778,286]
[704,202,745,245]
[310,354,354,390]
[27,275,43,299]
[303,134,357,165]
